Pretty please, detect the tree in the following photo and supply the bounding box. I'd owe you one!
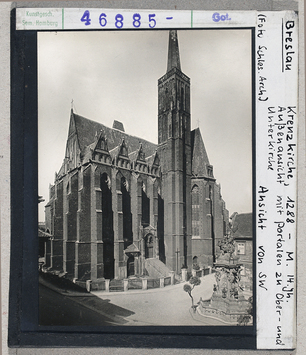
[183,276,201,312]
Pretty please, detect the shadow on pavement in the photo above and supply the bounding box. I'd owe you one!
[39,273,135,326]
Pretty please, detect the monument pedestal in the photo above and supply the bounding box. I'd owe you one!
[198,253,252,325]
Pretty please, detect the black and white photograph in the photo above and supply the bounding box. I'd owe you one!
[37,29,253,327]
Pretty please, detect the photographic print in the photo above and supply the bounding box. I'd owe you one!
[6,3,301,350]
[37,29,253,327]
[37,28,254,328]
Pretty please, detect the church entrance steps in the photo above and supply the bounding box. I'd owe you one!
[144,258,175,279]
[109,279,124,292]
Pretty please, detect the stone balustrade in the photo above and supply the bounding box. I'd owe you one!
[83,266,212,292]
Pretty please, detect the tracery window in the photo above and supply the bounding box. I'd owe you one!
[141,180,150,226]
[119,175,132,249]
[208,185,213,214]
[101,172,114,279]
[181,87,185,110]
[192,185,200,238]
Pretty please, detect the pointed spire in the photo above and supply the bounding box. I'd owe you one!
[68,107,76,137]
[167,30,181,72]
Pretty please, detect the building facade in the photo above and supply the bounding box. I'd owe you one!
[229,212,253,293]
[43,30,228,282]
[230,212,253,271]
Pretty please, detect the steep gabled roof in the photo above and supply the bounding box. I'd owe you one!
[72,112,157,159]
[191,128,212,178]
[231,213,253,239]
[66,112,216,181]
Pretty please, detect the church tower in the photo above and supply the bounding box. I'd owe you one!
[157,30,192,273]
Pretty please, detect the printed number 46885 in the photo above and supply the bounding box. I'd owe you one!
[80,10,157,28]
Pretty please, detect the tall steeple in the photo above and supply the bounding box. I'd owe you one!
[157,30,192,274]
[158,30,190,145]
[167,30,181,71]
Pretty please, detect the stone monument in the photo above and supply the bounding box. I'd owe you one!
[198,233,252,324]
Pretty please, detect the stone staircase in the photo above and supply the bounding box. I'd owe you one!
[109,279,124,292]
[144,258,175,279]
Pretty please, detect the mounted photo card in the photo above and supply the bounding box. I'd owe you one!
[8,5,299,351]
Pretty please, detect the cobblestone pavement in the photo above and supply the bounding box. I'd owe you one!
[92,274,226,326]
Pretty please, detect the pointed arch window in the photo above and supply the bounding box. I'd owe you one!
[192,185,200,238]
[208,185,213,215]
[141,181,150,227]
[145,234,154,259]
[101,172,114,279]
[181,87,185,110]
[121,176,132,249]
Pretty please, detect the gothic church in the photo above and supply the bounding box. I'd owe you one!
[44,30,229,282]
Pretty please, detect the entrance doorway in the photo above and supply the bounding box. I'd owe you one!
[103,242,114,280]
[145,235,154,259]
[127,256,135,277]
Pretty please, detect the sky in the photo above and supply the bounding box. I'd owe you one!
[38,29,252,221]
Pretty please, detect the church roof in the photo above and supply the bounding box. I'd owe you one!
[231,212,253,239]
[145,150,159,166]
[109,146,120,161]
[145,153,155,166]
[191,128,213,178]
[71,111,157,160]
[128,150,138,162]
[124,243,141,255]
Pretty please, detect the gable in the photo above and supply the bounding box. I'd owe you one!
[68,109,77,137]
[118,139,129,157]
[191,128,213,178]
[136,144,146,162]
[94,131,109,152]
[152,151,160,166]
